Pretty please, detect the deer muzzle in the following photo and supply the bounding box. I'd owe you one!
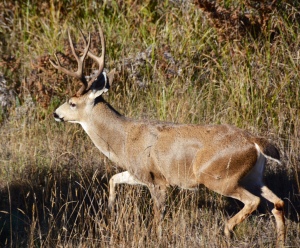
[53,112,64,122]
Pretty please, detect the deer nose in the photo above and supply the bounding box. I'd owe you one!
[53,112,63,121]
[53,112,59,118]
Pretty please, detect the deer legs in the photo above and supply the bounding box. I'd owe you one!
[108,170,167,238]
[224,185,285,247]
[224,187,261,238]
[147,183,167,238]
[108,171,167,219]
[261,185,285,247]
[148,184,167,221]
[108,171,146,211]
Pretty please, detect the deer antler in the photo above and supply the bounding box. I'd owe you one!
[81,23,106,92]
[50,24,106,96]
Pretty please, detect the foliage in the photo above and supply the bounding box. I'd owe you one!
[0,0,299,247]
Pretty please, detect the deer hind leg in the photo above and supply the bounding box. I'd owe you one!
[108,171,146,211]
[261,185,285,247]
[224,187,261,238]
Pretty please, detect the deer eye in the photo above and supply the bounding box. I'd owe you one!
[69,102,76,108]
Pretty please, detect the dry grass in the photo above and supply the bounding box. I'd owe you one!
[0,0,299,247]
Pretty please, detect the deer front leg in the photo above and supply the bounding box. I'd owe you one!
[108,171,146,211]
[148,184,167,220]
[148,184,167,238]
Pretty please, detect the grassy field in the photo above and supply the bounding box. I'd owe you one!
[0,0,299,247]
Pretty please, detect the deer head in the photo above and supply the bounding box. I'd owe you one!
[50,24,115,123]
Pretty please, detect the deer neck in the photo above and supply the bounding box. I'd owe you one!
[80,99,128,165]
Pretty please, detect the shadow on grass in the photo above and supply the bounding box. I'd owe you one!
[0,166,109,247]
[0,165,299,247]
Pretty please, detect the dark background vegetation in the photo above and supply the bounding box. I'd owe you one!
[0,0,299,247]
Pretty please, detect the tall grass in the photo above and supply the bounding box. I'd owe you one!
[0,0,299,247]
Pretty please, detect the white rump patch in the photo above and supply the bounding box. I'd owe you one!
[254,143,281,165]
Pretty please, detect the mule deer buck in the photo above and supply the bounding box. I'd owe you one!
[51,24,285,246]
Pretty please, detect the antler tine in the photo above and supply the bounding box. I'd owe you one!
[80,23,106,90]
[73,30,91,96]
[68,29,90,81]
[49,29,91,96]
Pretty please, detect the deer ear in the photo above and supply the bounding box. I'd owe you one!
[88,88,107,100]
[89,69,116,100]
[106,68,116,87]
